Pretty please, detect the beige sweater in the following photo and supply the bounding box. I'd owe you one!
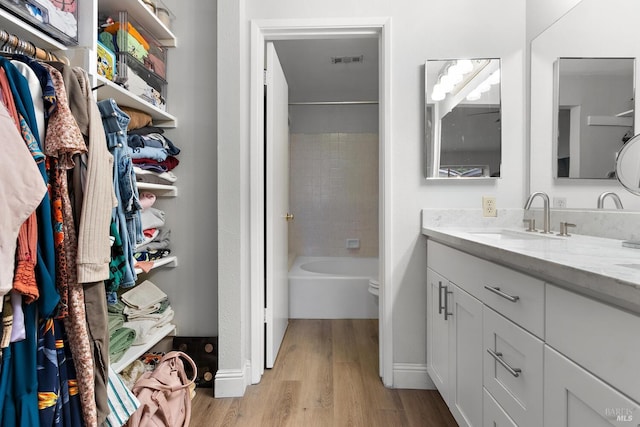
[73,68,118,283]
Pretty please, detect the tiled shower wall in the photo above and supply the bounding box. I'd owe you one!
[289,133,379,257]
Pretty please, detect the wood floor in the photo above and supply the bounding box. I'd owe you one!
[190,319,458,426]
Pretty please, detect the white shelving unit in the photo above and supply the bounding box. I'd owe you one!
[0,7,69,51]
[136,181,178,197]
[134,255,178,275]
[95,75,177,126]
[99,0,177,47]
[111,323,176,373]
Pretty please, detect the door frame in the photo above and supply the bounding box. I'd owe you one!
[249,17,393,387]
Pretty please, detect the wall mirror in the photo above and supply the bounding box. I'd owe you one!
[616,132,640,195]
[425,58,502,179]
[555,57,635,179]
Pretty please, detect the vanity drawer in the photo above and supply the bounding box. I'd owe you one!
[483,306,543,427]
[428,240,545,338]
[546,284,640,404]
[427,240,491,299]
[484,388,518,427]
[481,263,545,339]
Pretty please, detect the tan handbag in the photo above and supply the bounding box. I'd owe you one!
[127,351,197,427]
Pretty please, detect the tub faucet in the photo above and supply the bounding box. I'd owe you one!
[597,191,624,209]
[524,191,551,233]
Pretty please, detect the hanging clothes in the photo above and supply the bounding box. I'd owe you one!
[41,62,97,427]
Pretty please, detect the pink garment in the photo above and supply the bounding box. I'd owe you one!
[0,102,46,305]
[139,191,156,209]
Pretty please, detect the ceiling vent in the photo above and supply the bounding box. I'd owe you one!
[331,55,363,64]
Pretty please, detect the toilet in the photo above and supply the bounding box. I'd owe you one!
[368,278,380,297]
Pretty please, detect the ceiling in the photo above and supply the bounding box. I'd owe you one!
[273,38,379,103]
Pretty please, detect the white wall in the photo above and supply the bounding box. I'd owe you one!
[144,0,217,336]
[530,0,640,210]
[217,0,527,394]
[525,0,583,42]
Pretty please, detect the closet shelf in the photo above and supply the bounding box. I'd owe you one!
[99,0,176,47]
[95,75,177,127]
[111,323,176,373]
[0,8,68,51]
[134,255,178,275]
[136,182,178,197]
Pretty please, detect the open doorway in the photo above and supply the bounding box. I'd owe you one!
[249,19,393,387]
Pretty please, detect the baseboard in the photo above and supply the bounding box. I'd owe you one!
[214,360,252,397]
[393,363,436,390]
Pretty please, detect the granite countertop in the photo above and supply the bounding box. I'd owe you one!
[422,225,640,314]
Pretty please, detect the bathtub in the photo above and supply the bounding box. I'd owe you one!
[288,256,379,319]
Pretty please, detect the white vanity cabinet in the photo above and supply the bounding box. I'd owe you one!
[426,236,640,427]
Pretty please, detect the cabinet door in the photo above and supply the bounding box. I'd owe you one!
[545,346,640,427]
[483,306,543,427]
[449,284,483,427]
[426,268,450,399]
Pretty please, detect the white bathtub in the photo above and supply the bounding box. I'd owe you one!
[289,256,379,319]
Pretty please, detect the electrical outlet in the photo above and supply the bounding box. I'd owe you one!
[482,196,497,217]
[553,197,567,208]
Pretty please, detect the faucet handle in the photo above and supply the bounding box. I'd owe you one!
[558,222,576,236]
[523,218,537,232]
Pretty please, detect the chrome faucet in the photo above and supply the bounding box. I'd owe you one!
[597,191,624,209]
[524,192,551,233]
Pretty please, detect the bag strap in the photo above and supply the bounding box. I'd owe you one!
[160,351,198,390]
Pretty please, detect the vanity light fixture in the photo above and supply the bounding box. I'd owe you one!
[431,59,496,102]
[466,69,501,101]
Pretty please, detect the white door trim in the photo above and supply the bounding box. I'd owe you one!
[249,17,393,387]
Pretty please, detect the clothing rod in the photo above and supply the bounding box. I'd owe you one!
[0,29,61,62]
[288,101,379,105]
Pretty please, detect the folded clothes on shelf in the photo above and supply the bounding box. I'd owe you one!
[135,229,171,253]
[140,207,165,230]
[121,280,167,310]
[109,326,137,363]
[134,167,177,185]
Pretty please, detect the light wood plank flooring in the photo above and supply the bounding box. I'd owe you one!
[190,319,457,426]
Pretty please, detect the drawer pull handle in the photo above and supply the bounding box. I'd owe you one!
[444,287,453,320]
[484,285,520,302]
[487,349,522,378]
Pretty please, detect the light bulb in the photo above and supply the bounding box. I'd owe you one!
[466,90,481,101]
[487,69,500,85]
[431,90,445,101]
[478,81,491,93]
[446,69,463,84]
[457,59,473,74]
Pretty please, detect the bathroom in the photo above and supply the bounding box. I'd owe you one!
[272,38,381,320]
[217,0,640,402]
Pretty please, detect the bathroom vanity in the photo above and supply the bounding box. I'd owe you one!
[422,224,640,427]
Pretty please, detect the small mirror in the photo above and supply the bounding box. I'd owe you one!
[555,57,635,179]
[425,58,502,178]
[616,133,640,195]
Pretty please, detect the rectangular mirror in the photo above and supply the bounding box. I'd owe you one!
[555,57,635,179]
[425,58,502,178]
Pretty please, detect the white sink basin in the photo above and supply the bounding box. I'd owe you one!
[469,229,556,240]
